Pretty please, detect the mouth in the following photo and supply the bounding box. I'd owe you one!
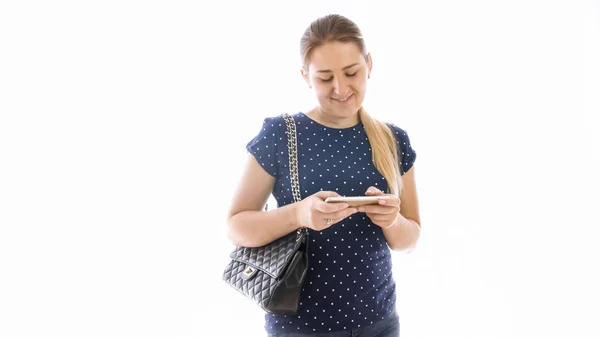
[331,93,354,103]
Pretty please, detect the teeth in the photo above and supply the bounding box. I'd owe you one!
[335,96,350,101]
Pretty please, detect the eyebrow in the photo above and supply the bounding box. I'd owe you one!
[316,63,360,73]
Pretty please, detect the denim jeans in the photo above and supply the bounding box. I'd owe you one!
[267,312,400,337]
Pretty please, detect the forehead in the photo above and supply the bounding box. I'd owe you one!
[307,41,365,72]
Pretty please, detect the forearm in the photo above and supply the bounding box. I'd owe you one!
[382,213,421,252]
[227,203,300,248]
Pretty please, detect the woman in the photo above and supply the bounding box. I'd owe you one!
[226,14,421,337]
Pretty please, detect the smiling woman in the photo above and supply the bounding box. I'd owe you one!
[2,1,596,337]
[224,14,421,337]
[302,41,368,124]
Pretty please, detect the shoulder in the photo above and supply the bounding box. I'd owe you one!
[246,113,302,148]
[256,112,305,137]
[245,114,292,179]
[247,114,290,141]
[257,114,287,130]
[384,121,417,174]
[385,122,413,144]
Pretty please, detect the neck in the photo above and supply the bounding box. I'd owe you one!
[307,107,360,129]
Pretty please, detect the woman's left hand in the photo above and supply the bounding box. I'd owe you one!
[358,186,401,229]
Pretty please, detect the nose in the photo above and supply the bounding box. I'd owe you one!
[332,77,350,97]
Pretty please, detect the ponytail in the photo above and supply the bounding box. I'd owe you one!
[359,108,403,197]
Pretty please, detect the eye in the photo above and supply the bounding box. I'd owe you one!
[319,71,357,82]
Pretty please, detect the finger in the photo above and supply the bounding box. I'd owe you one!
[315,200,350,213]
[377,196,400,206]
[323,210,358,227]
[358,205,397,214]
[365,186,385,196]
[318,207,358,220]
[314,190,342,200]
[315,216,340,230]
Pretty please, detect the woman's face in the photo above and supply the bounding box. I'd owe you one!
[302,41,372,119]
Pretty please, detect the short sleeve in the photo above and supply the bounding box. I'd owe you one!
[246,116,281,178]
[389,123,417,175]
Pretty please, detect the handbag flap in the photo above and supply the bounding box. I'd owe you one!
[229,231,306,279]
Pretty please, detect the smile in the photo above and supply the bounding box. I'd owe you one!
[332,94,354,102]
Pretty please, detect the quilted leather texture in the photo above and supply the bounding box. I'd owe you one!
[222,113,309,313]
[222,231,308,312]
[228,231,301,278]
[222,258,281,308]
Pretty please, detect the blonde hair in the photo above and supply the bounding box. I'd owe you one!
[300,14,403,196]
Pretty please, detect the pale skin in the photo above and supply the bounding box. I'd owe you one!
[226,41,421,252]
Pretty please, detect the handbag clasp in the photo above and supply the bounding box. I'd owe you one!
[241,266,257,280]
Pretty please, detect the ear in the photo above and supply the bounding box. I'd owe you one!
[300,67,311,88]
[366,53,373,78]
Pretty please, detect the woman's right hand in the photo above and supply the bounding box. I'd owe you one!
[293,191,358,231]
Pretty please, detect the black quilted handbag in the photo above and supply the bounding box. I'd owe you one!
[222,113,309,314]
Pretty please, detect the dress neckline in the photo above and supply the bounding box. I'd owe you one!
[298,111,362,131]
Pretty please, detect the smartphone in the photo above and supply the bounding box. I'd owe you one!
[324,196,385,207]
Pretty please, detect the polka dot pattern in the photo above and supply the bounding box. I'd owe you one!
[245,112,416,334]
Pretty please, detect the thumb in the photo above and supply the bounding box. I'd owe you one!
[365,186,384,196]
[314,190,341,200]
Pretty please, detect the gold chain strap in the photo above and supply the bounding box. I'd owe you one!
[283,113,308,239]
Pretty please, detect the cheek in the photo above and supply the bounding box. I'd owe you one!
[314,85,331,97]
[354,76,368,91]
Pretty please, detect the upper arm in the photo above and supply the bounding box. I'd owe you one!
[227,153,276,218]
[391,124,417,175]
[227,116,282,218]
[389,123,420,225]
[400,165,420,226]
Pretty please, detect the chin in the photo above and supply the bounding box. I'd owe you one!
[329,104,361,117]
[322,100,362,117]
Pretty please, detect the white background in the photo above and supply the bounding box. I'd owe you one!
[1,0,599,336]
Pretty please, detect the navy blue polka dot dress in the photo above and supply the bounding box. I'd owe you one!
[246,112,417,335]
